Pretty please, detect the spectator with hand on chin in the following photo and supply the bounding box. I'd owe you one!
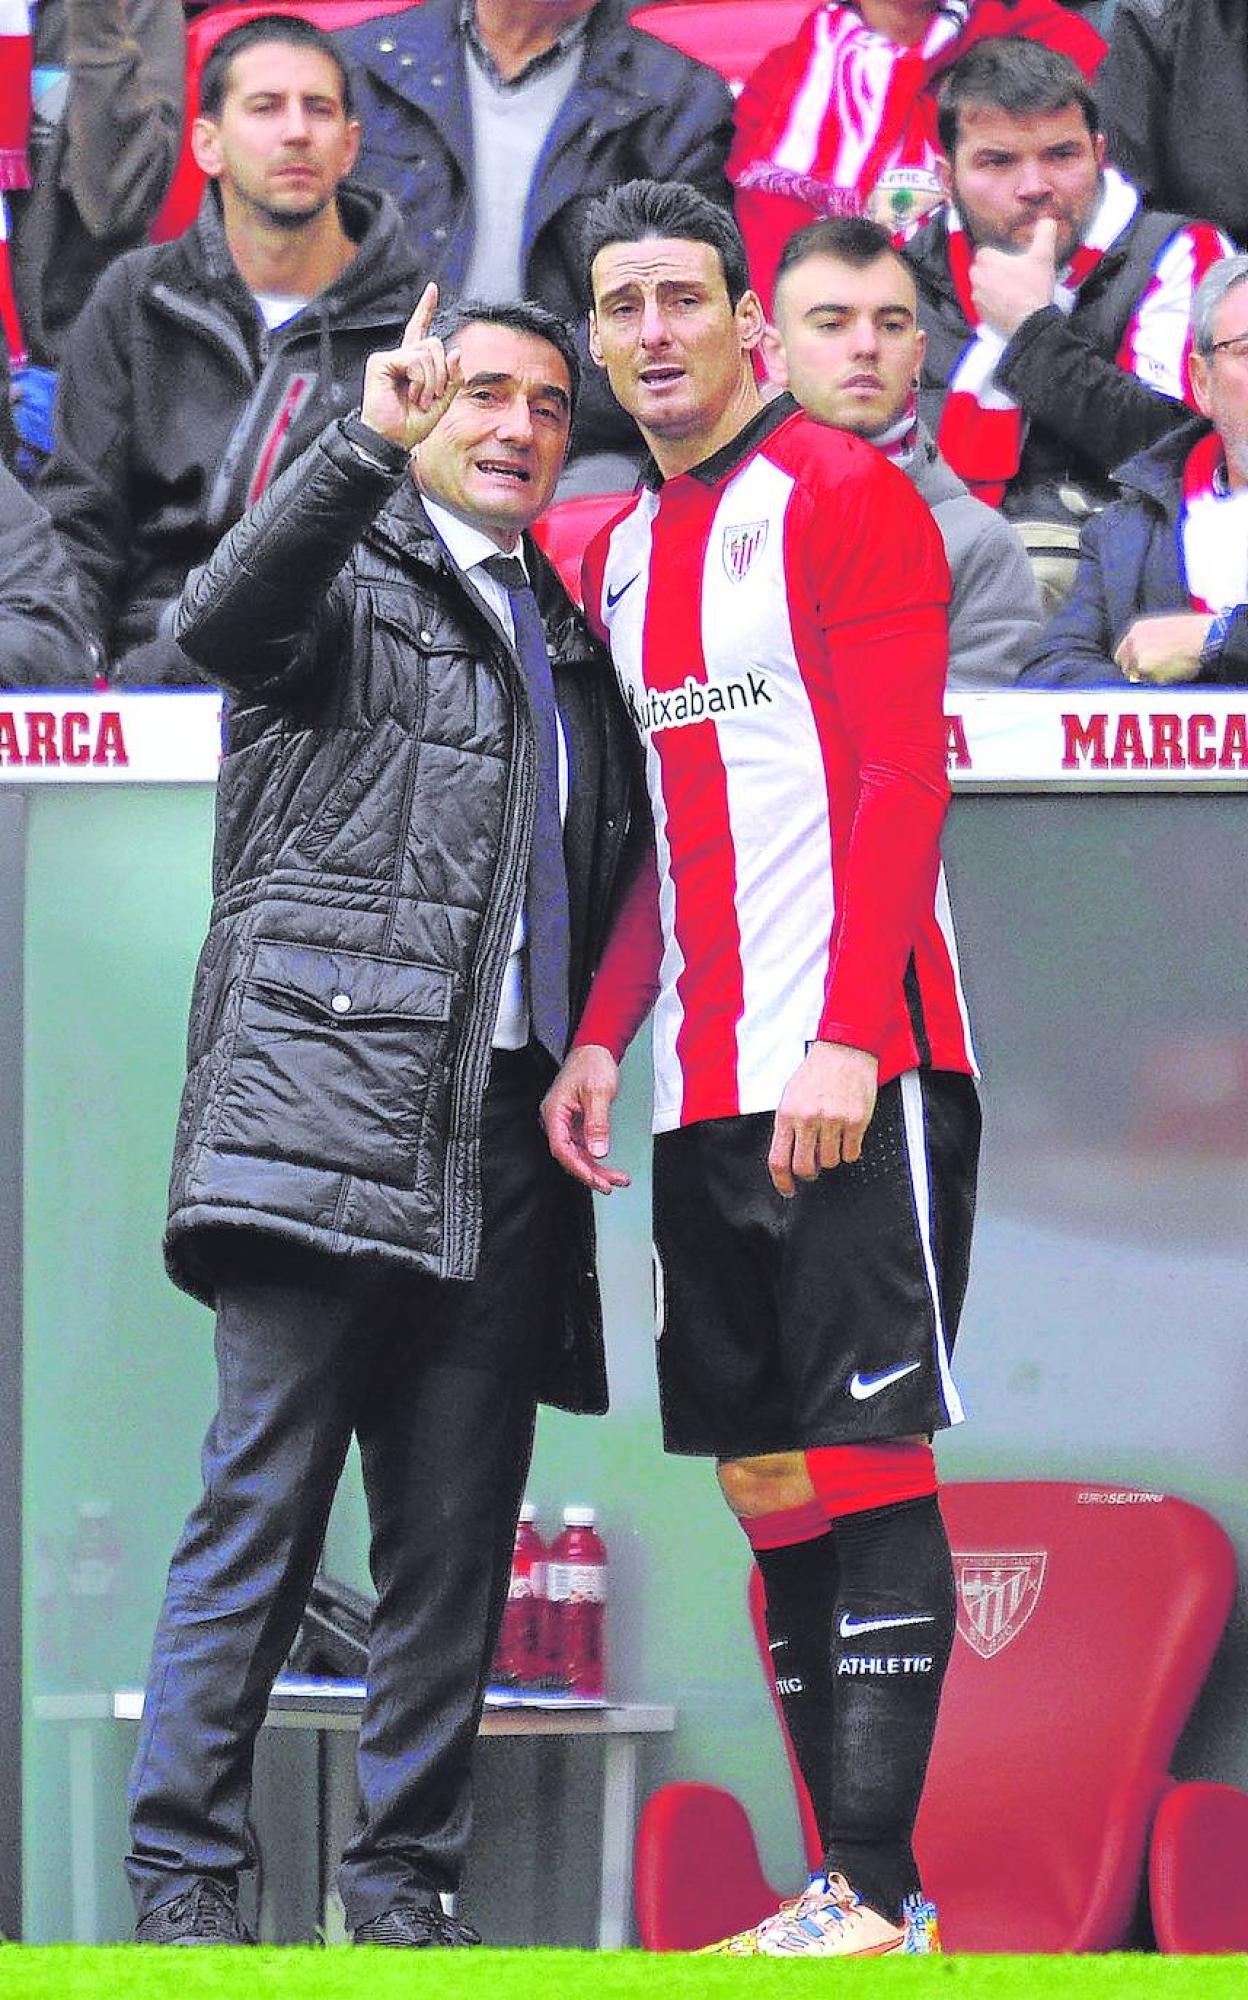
[898,39,1232,608]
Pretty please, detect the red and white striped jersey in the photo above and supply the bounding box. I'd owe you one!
[576,398,978,1135]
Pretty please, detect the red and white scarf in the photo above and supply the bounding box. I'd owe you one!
[870,394,920,465]
[1180,429,1248,614]
[0,0,32,364]
[937,165,1139,507]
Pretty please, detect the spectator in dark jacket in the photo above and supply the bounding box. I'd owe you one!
[336,0,735,490]
[1099,0,1248,251]
[1022,256,1248,688]
[40,13,421,684]
[0,458,97,683]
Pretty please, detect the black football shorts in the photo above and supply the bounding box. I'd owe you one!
[650,1068,980,1457]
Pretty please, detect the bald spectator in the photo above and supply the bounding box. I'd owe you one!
[336,0,735,491]
[729,0,1104,312]
[1099,0,1248,252]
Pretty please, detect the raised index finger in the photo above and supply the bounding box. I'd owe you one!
[402,280,439,346]
[1030,216,1059,261]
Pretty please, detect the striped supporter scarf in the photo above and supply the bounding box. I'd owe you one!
[0,0,31,363]
[871,394,920,465]
[936,165,1139,507]
[731,0,1098,224]
[1180,429,1248,615]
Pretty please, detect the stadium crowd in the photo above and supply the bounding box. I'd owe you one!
[1,0,1246,690]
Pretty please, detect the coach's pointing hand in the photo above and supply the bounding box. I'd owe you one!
[768,1041,879,1198]
[361,282,462,452]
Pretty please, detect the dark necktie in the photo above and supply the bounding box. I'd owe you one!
[482,555,571,1061]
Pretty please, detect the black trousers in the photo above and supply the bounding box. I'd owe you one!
[126,1048,560,1928]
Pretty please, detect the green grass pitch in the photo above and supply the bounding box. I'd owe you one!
[2,1951,1247,1999]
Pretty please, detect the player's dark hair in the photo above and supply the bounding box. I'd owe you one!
[582,179,751,307]
[936,38,1099,155]
[199,13,355,122]
[430,297,581,413]
[776,216,913,289]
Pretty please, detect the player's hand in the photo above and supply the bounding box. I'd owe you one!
[359,282,462,452]
[541,1044,631,1195]
[970,216,1059,337]
[1114,612,1213,685]
[767,1042,878,1199]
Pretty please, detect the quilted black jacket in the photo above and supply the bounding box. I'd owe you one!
[165,416,642,1414]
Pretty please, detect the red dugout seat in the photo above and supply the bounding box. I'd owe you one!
[635,1481,1243,1953]
[531,492,635,607]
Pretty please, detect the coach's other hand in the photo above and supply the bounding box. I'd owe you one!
[542,1045,630,1195]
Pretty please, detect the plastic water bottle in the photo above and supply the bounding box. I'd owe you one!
[493,1503,548,1688]
[546,1505,607,1697]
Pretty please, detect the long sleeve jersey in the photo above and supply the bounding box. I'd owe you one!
[575,397,978,1134]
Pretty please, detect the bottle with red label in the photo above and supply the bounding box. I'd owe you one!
[492,1502,548,1688]
[546,1504,607,1697]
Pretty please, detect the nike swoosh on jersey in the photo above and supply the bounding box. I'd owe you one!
[838,1613,936,1639]
[848,1361,922,1400]
[605,572,641,610]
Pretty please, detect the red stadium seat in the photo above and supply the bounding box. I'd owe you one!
[531,492,635,607]
[1149,1782,1248,1953]
[150,0,416,242]
[632,1,818,93]
[635,1481,1242,1953]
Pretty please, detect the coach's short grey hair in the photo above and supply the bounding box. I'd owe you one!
[1193,256,1248,355]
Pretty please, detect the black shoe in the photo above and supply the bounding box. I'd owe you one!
[134,1877,256,1946]
[352,1899,481,1947]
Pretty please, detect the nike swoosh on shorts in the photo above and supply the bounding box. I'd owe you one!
[847,1361,922,1400]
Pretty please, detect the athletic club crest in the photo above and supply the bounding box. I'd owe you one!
[722,521,768,581]
[953,1550,1047,1660]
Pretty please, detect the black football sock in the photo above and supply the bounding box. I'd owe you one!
[752,1528,840,1845]
[820,1493,956,1925]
